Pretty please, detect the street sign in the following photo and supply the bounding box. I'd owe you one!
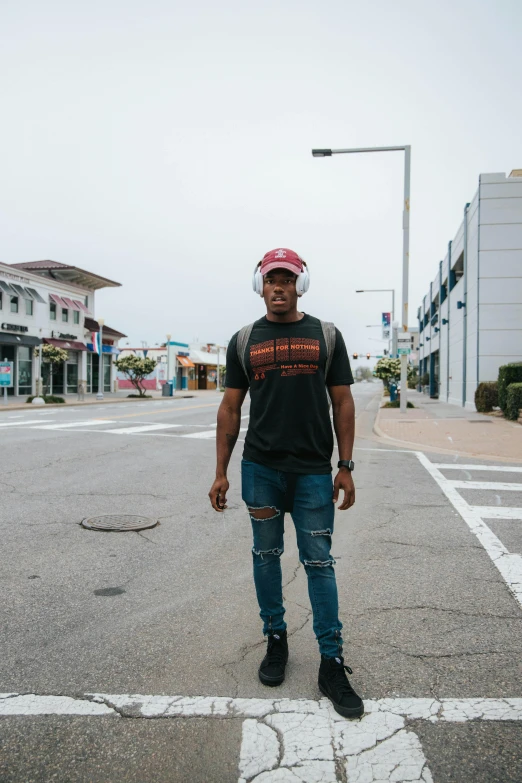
[0,361,13,387]
[398,347,411,356]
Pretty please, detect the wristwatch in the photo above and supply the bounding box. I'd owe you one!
[338,459,355,471]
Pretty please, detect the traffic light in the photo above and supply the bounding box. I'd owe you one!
[366,353,371,360]
[352,353,358,360]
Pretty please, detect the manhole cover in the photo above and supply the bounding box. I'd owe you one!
[81,515,158,532]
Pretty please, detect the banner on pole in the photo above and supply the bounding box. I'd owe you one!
[382,312,391,340]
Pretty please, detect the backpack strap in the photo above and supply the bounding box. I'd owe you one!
[236,322,255,382]
[320,320,336,380]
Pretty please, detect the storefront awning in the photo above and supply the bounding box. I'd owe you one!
[0,280,18,297]
[177,355,195,367]
[44,338,88,351]
[61,297,82,311]
[49,293,68,308]
[0,333,41,346]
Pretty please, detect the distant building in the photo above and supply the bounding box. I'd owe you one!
[417,170,522,407]
[0,260,125,396]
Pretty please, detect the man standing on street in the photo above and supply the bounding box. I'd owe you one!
[209,248,363,718]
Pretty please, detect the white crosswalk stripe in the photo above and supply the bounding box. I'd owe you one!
[33,420,117,430]
[103,423,182,434]
[0,419,55,427]
[418,454,522,608]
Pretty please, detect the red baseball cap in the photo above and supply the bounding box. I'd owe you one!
[260,248,304,276]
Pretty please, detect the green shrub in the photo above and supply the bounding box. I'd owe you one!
[26,395,65,404]
[383,400,415,408]
[498,363,522,412]
[505,383,522,421]
[420,373,429,387]
[474,382,498,413]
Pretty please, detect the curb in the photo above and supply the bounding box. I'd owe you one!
[372,405,522,464]
[0,394,213,414]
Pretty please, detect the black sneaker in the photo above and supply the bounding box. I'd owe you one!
[258,630,288,686]
[318,655,364,718]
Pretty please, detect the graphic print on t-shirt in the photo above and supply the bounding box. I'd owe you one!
[249,337,320,381]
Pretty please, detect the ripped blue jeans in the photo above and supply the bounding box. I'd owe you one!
[241,459,343,658]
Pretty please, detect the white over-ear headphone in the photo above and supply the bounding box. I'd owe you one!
[252,259,310,297]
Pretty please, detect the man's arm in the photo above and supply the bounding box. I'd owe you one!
[329,384,356,510]
[208,387,247,512]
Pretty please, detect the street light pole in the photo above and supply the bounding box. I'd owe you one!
[166,333,171,394]
[96,318,104,400]
[313,144,411,412]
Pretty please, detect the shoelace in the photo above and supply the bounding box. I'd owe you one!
[329,661,356,695]
[266,635,287,664]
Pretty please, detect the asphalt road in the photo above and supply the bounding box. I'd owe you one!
[1,383,521,783]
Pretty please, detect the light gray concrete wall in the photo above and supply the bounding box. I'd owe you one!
[477,172,522,385]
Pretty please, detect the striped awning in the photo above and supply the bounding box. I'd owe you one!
[49,293,68,308]
[61,297,82,311]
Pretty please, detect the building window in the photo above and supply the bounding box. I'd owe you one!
[62,308,69,322]
[18,346,32,395]
[0,292,2,310]
[450,252,464,291]
[26,299,33,316]
[73,310,80,324]
[50,302,57,320]
[10,296,19,313]
[84,295,89,307]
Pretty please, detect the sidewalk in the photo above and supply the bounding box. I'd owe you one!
[0,389,223,413]
[374,389,522,462]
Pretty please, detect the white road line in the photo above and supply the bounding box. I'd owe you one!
[183,429,219,439]
[7,414,24,419]
[2,694,521,783]
[31,420,117,430]
[0,419,55,427]
[183,427,247,439]
[416,452,522,607]
[469,506,522,520]
[449,480,522,491]
[434,464,522,472]
[103,423,183,434]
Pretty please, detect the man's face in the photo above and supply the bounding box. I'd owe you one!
[262,268,299,315]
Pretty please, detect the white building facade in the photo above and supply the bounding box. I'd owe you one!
[0,260,124,397]
[418,170,522,409]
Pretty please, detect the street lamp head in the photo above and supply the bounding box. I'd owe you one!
[311,149,332,157]
[98,317,105,327]
[166,333,171,342]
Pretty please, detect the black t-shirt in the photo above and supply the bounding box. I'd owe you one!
[225,314,353,474]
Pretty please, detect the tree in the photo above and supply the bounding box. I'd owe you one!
[373,357,401,388]
[35,344,69,395]
[356,366,373,381]
[115,355,157,397]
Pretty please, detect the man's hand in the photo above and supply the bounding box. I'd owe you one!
[209,476,230,512]
[333,469,355,510]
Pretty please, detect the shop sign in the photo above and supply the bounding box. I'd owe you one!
[2,323,28,333]
[0,361,13,387]
[52,332,77,339]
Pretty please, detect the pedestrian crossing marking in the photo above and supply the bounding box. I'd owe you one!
[33,420,117,430]
[434,464,522,472]
[469,506,522,520]
[103,423,183,434]
[2,693,521,783]
[448,480,522,491]
[417,453,522,608]
[0,419,55,427]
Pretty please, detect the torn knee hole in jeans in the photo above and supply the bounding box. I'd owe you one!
[248,506,280,521]
[303,558,336,567]
[310,529,332,537]
[252,547,283,557]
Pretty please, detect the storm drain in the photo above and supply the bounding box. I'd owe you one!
[81,515,159,532]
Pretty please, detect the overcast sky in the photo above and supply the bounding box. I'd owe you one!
[1,0,521,359]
